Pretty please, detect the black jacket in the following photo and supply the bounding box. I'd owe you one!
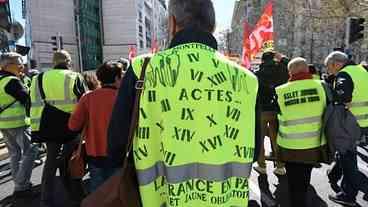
[255,58,289,112]
[0,71,30,116]
[107,26,262,167]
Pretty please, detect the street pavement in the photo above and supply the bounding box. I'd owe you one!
[0,138,367,207]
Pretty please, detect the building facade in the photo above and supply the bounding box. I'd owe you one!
[25,0,167,71]
[229,0,368,66]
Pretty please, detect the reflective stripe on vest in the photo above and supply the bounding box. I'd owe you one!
[132,43,258,207]
[276,80,327,150]
[137,161,252,186]
[279,116,321,126]
[30,70,78,131]
[340,65,368,127]
[0,76,26,129]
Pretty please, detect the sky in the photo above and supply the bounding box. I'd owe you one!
[10,0,236,45]
[165,0,236,33]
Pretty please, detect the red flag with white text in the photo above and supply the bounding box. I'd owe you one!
[242,0,274,69]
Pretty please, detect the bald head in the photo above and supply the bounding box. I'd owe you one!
[288,57,309,75]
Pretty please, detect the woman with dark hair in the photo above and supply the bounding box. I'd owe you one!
[83,73,100,90]
[68,60,125,192]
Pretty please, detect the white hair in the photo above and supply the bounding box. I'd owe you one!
[324,51,349,66]
[288,57,308,73]
[0,52,22,67]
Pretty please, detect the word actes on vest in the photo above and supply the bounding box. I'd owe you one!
[283,88,320,106]
[154,177,249,206]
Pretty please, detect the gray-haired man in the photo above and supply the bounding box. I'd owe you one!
[325,51,368,206]
[0,52,38,204]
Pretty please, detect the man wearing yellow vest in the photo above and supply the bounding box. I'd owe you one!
[108,0,260,206]
[325,51,368,206]
[275,57,328,207]
[0,52,38,205]
[30,50,87,207]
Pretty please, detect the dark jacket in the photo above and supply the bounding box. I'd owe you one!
[0,70,30,116]
[324,104,360,154]
[107,26,262,168]
[255,58,289,112]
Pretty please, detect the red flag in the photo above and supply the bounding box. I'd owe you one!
[242,0,274,69]
[0,0,8,3]
[151,37,159,54]
[128,45,137,60]
[241,21,253,69]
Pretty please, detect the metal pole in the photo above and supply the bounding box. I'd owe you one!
[345,17,351,49]
[75,0,83,72]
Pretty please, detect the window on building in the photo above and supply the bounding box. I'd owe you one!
[139,40,144,49]
[146,38,151,48]
[138,11,143,23]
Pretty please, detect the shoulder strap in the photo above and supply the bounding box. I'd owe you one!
[37,73,47,101]
[322,81,333,103]
[122,57,151,170]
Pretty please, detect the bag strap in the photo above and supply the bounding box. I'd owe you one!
[0,75,18,114]
[122,57,151,171]
[37,72,47,101]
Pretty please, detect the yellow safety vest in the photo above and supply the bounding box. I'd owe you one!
[276,79,327,150]
[132,43,258,207]
[0,75,27,129]
[339,65,368,128]
[30,69,79,131]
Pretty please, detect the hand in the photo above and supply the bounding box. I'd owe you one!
[274,53,284,62]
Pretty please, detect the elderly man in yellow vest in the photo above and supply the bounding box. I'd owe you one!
[30,50,87,207]
[275,57,328,207]
[325,51,368,206]
[0,52,38,205]
[107,0,261,206]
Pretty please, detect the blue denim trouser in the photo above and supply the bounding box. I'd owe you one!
[88,162,118,193]
[1,126,38,192]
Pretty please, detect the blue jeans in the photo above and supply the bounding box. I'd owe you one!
[1,127,38,192]
[88,162,118,192]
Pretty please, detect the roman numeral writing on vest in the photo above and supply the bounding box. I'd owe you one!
[208,72,227,86]
[136,127,150,139]
[190,69,204,82]
[187,52,200,62]
[134,144,148,161]
[181,108,194,120]
[234,145,254,159]
[226,105,241,121]
[140,108,147,119]
[161,99,171,112]
[173,127,195,142]
[225,125,240,140]
[212,58,220,68]
[206,114,217,127]
[160,143,176,165]
[199,135,222,153]
[148,90,156,102]
[164,151,176,166]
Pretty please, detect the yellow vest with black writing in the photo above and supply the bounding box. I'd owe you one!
[132,43,258,207]
[30,70,78,131]
[0,75,26,129]
[339,65,368,128]
[276,80,327,150]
